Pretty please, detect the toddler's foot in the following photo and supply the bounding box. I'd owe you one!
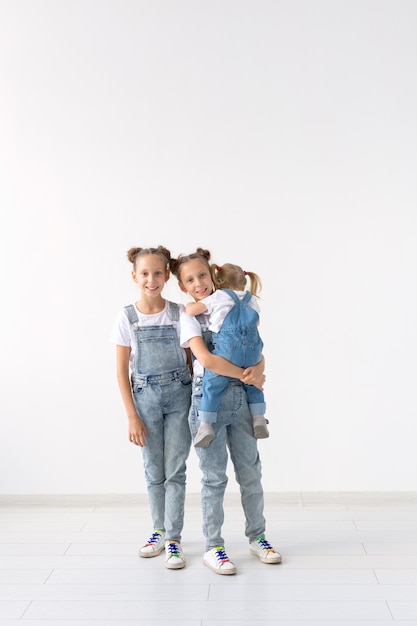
[194,423,215,448]
[253,416,269,439]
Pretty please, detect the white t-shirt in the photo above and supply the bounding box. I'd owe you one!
[110,301,187,372]
[179,310,209,377]
[201,289,260,333]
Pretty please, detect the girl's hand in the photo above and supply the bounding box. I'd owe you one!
[241,360,265,390]
[128,415,148,447]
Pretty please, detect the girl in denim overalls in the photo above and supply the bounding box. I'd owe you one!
[171,248,281,576]
[185,263,269,448]
[110,246,192,570]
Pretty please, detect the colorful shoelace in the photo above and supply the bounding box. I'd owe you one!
[145,530,163,547]
[255,536,276,553]
[213,547,231,563]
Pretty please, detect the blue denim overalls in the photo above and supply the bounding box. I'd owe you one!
[198,289,266,424]
[125,301,192,542]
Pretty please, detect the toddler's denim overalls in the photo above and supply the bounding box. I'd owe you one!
[125,302,192,542]
[199,289,266,424]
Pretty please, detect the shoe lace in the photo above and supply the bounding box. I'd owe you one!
[146,531,162,547]
[256,536,275,552]
[214,547,230,563]
[166,542,181,557]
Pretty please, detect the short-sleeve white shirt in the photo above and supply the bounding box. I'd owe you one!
[179,310,208,377]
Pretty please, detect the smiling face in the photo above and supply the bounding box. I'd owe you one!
[132,253,169,299]
[178,257,214,301]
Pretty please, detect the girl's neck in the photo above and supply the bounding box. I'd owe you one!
[135,297,166,315]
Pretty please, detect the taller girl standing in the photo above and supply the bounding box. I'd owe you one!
[110,246,192,570]
[171,248,281,576]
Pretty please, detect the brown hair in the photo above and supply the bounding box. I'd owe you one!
[169,247,211,279]
[127,246,171,269]
[212,263,262,297]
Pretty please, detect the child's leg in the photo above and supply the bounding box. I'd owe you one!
[195,372,229,448]
[245,384,269,439]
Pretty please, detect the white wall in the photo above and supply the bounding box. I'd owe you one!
[1,0,416,494]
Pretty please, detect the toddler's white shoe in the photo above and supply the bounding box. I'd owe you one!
[253,416,269,439]
[194,423,215,448]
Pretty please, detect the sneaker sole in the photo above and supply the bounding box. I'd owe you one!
[250,546,281,564]
[203,558,237,575]
[194,433,215,448]
[165,559,186,570]
[138,544,165,558]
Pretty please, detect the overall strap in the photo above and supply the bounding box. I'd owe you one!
[167,301,179,321]
[194,314,214,358]
[220,290,257,328]
[124,302,179,324]
[223,288,240,305]
[124,304,139,325]
[196,313,207,325]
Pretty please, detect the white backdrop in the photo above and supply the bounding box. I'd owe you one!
[1,0,416,494]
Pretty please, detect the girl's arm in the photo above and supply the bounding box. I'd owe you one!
[116,345,148,446]
[185,301,208,316]
[188,336,265,390]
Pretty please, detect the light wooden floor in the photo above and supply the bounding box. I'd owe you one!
[1,492,417,625]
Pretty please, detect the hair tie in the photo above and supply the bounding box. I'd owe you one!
[243,271,248,276]
[216,266,222,271]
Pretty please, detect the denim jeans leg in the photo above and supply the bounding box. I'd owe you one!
[227,387,266,541]
[135,379,191,539]
[162,379,192,541]
[190,377,227,549]
[190,377,266,550]
[197,435,229,549]
[136,386,166,532]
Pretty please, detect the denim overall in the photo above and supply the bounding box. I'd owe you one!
[190,313,266,550]
[199,289,266,424]
[125,302,192,542]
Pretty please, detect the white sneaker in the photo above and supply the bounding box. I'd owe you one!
[203,546,237,575]
[250,536,281,563]
[194,423,215,448]
[138,530,165,558]
[165,541,186,569]
[253,416,269,439]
